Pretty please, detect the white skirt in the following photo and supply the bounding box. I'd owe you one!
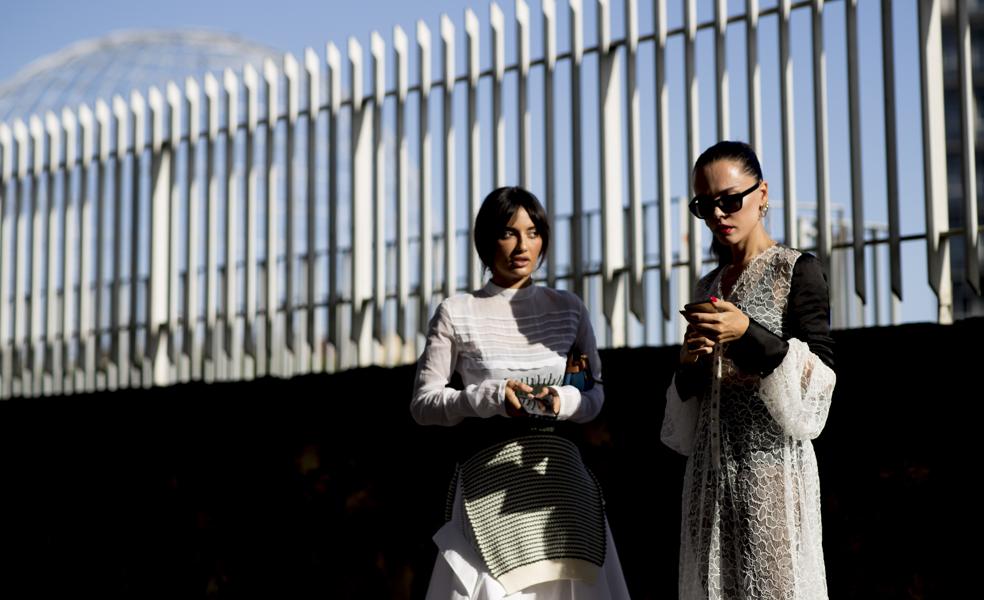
[425,481,631,600]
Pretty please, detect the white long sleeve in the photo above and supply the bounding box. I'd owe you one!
[410,281,604,427]
[410,300,507,426]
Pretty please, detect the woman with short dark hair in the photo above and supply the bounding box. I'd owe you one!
[412,186,629,599]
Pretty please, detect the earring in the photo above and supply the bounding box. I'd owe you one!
[760,202,769,218]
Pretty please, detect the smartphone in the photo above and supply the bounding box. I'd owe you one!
[519,385,558,419]
[683,298,718,314]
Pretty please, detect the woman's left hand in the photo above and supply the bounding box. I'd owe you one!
[535,387,561,416]
[682,298,750,344]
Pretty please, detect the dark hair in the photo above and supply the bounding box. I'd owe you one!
[692,140,764,265]
[473,186,551,273]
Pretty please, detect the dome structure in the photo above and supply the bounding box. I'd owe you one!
[0,29,281,124]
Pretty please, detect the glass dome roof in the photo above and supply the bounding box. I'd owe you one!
[0,29,281,124]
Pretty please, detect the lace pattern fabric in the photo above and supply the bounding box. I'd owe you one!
[663,245,835,600]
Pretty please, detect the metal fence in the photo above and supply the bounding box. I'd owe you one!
[0,0,979,398]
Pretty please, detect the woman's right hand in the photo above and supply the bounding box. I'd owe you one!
[679,324,715,365]
[504,379,534,417]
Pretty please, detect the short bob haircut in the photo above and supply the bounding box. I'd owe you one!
[473,186,551,273]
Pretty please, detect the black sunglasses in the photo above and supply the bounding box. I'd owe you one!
[689,180,761,220]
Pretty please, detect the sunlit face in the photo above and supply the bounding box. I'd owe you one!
[491,207,543,289]
[693,159,768,248]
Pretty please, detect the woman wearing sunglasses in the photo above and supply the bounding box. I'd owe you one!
[661,141,836,599]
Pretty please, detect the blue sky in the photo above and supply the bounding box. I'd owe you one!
[0,0,483,83]
[0,0,943,336]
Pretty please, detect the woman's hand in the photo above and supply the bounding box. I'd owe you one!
[504,380,561,417]
[682,298,750,345]
[534,386,561,416]
[504,379,534,417]
[680,324,715,364]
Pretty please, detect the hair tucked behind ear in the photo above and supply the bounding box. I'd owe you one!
[473,186,551,273]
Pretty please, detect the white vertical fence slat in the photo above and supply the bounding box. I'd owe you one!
[597,0,626,346]
[28,116,44,395]
[43,112,60,394]
[0,123,12,397]
[441,15,456,302]
[918,0,953,324]
[417,21,433,338]
[394,27,410,358]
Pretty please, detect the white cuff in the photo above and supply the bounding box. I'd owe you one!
[549,385,580,421]
[468,379,508,419]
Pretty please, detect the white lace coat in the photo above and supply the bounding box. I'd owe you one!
[661,245,836,600]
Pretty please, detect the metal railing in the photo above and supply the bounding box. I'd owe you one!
[0,0,979,397]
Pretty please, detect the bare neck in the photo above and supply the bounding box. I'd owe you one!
[729,226,774,268]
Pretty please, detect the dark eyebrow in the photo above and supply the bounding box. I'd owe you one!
[697,186,742,198]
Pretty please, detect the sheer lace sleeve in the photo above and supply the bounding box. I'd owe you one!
[752,253,837,439]
[661,270,717,455]
[726,253,835,375]
[661,372,700,456]
[758,337,835,440]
